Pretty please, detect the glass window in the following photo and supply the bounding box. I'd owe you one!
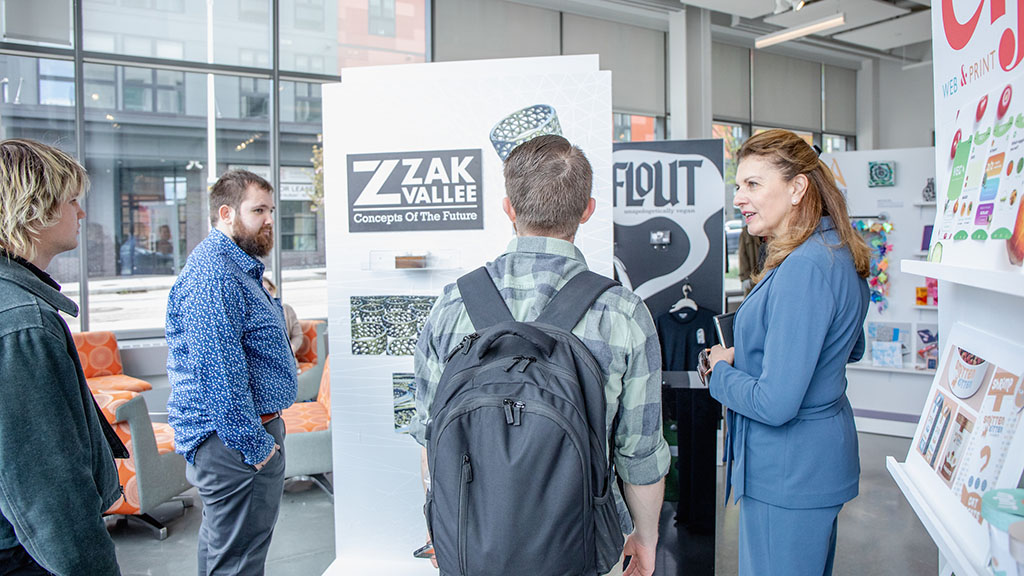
[0,54,80,325]
[713,122,748,221]
[38,59,75,106]
[295,0,325,31]
[369,0,396,37]
[613,114,662,142]
[823,133,855,153]
[279,80,325,318]
[84,67,270,331]
[84,0,271,68]
[84,64,117,109]
[281,0,427,74]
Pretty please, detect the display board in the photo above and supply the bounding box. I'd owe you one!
[612,140,725,316]
[928,4,1024,274]
[321,55,612,572]
[903,322,1024,569]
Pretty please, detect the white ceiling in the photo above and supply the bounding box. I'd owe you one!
[678,0,776,19]
[763,0,909,35]
[833,9,932,51]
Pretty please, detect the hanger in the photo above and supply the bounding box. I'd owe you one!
[669,282,698,314]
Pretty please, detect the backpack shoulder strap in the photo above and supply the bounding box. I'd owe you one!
[456,266,514,330]
[536,270,618,330]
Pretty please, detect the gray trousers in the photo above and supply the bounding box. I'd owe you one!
[186,418,286,576]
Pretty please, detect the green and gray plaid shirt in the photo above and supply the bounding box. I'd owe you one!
[411,236,670,534]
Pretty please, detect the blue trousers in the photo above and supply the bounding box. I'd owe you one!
[186,418,286,576]
[738,496,841,576]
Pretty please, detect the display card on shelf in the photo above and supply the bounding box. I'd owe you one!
[904,322,1024,567]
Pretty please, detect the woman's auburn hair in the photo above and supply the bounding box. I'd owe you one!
[0,138,88,261]
[737,129,870,281]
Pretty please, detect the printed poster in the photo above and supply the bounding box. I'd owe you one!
[906,322,1024,565]
[928,3,1024,272]
[612,140,725,316]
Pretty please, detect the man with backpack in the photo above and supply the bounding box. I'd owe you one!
[410,135,670,576]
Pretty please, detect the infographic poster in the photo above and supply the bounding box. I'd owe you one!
[612,140,725,317]
[323,55,612,571]
[928,4,1024,272]
[907,322,1024,564]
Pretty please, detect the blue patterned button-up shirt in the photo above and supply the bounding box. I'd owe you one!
[166,229,297,465]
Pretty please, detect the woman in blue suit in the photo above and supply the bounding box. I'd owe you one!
[708,129,870,575]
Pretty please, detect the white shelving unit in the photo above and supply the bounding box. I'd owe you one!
[887,457,988,576]
[902,260,1024,298]
[847,361,935,376]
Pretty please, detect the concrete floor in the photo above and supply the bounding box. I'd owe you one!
[110,431,937,575]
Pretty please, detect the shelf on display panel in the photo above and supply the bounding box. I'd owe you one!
[913,304,938,310]
[912,201,937,208]
[901,260,1024,298]
[886,457,987,576]
[847,361,936,376]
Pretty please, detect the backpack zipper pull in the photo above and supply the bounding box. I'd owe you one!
[518,356,536,373]
[463,454,473,482]
[513,401,525,426]
[505,355,524,371]
[503,398,515,424]
[461,333,479,355]
[444,333,479,362]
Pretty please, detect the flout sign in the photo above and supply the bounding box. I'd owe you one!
[613,158,703,208]
[347,149,484,232]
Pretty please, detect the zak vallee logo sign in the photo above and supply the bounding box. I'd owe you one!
[346,149,484,232]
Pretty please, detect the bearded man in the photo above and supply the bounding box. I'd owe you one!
[165,170,297,575]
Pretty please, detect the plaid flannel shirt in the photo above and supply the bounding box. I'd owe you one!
[411,236,670,534]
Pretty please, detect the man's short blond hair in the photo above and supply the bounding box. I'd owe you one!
[0,138,89,261]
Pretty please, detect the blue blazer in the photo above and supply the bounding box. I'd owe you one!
[709,217,869,509]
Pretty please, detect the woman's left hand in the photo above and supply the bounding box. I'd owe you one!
[708,344,735,370]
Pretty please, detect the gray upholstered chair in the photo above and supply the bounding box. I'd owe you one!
[94,390,192,540]
[295,319,327,402]
[283,356,333,497]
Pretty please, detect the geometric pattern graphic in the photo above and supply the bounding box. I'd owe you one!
[94,390,176,515]
[489,104,563,161]
[393,373,415,434]
[868,161,896,187]
[350,296,436,356]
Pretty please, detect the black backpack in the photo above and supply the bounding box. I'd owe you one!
[424,267,623,576]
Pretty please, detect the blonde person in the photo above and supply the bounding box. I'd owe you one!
[263,274,303,355]
[706,129,870,576]
[0,138,127,575]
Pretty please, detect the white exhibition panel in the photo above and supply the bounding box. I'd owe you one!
[823,147,938,437]
[321,55,612,572]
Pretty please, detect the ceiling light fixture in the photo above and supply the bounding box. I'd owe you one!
[755,12,846,49]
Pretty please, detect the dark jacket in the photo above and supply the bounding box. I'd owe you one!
[0,256,122,575]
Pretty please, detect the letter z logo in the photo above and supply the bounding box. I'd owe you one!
[352,159,401,206]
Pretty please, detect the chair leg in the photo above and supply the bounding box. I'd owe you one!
[131,513,169,541]
[310,473,334,500]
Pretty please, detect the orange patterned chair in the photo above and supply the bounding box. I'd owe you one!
[295,320,327,402]
[94,389,192,540]
[283,357,332,497]
[73,331,153,393]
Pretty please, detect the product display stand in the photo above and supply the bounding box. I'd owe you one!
[887,457,986,576]
[663,370,716,576]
